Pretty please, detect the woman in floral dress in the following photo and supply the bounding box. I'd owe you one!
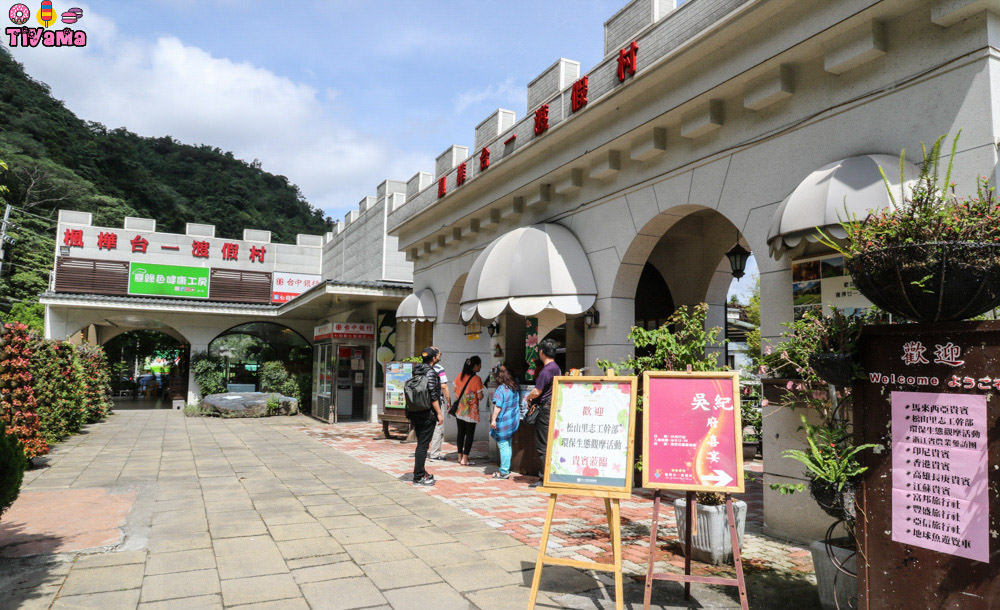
[453,356,484,466]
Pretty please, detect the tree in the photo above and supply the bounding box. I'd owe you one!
[0,323,47,458]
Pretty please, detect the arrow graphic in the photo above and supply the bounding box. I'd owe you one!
[702,469,733,487]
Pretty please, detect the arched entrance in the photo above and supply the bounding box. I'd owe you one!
[103,329,189,410]
[208,322,312,410]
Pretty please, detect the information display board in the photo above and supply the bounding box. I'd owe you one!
[383,362,412,410]
[890,390,988,562]
[542,376,638,494]
[128,262,210,299]
[642,371,744,493]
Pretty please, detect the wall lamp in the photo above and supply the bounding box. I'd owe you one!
[584,308,601,328]
[486,319,500,338]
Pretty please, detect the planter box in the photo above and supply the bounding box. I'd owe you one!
[742,441,758,462]
[673,499,746,565]
[810,540,856,610]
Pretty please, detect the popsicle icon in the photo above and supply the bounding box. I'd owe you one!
[61,7,83,24]
[37,0,55,26]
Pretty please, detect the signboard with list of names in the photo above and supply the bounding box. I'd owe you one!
[542,376,638,494]
[642,371,745,493]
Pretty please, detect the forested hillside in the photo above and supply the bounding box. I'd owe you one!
[0,47,331,323]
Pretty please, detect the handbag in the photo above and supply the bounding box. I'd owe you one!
[449,375,474,417]
[523,399,540,425]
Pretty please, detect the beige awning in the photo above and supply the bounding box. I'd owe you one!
[767,155,918,259]
[395,288,437,322]
[460,223,597,322]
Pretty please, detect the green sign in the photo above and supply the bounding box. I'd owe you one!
[128,262,210,299]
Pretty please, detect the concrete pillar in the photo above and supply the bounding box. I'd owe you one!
[585,296,634,373]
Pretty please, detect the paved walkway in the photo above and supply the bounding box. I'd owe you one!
[0,412,820,609]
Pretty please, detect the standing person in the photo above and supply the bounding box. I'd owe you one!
[452,356,484,466]
[525,339,561,488]
[489,364,520,479]
[428,346,452,460]
[405,347,444,486]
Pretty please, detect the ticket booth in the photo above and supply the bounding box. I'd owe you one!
[335,345,369,421]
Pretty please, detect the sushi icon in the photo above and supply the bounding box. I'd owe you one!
[36,0,55,26]
[61,7,83,24]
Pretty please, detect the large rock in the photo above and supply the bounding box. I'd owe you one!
[200,392,298,417]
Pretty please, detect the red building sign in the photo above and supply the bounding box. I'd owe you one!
[96,231,117,250]
[480,147,490,171]
[534,104,549,135]
[617,41,638,82]
[192,240,210,258]
[221,242,239,261]
[571,76,588,112]
[129,235,149,254]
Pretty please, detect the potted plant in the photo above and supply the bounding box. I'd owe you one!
[821,133,1000,322]
[806,309,868,387]
[762,313,882,610]
[672,491,747,565]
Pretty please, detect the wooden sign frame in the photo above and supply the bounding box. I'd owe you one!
[541,375,639,495]
[641,371,744,493]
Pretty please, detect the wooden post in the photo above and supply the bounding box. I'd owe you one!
[643,490,661,608]
[684,490,694,600]
[727,494,750,609]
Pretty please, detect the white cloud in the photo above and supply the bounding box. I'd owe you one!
[5,7,427,220]
[453,76,523,114]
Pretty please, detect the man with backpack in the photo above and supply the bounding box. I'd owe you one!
[405,346,444,486]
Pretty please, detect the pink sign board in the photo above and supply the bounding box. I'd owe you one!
[891,391,989,562]
[643,373,743,493]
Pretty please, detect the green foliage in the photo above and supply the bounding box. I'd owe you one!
[741,397,762,442]
[781,415,879,492]
[76,344,113,423]
[266,395,282,416]
[0,47,331,307]
[1,302,44,335]
[190,352,225,397]
[259,360,300,404]
[0,417,27,520]
[598,303,722,375]
[30,340,87,442]
[401,356,422,363]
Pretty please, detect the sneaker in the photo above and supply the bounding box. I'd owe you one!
[413,475,436,486]
[492,471,509,479]
[528,479,542,488]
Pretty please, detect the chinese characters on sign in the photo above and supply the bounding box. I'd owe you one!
[571,76,589,112]
[96,232,117,250]
[329,322,375,340]
[221,242,239,261]
[901,341,965,367]
[249,246,266,263]
[127,262,210,299]
[643,373,743,492]
[130,235,148,254]
[545,377,636,491]
[192,240,210,258]
[790,254,875,320]
[480,147,490,171]
[869,342,976,389]
[270,272,321,304]
[891,391,988,562]
[438,176,447,198]
[456,162,467,186]
[534,104,549,136]
[617,41,638,82]
[63,229,84,247]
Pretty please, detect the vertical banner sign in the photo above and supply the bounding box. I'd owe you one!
[544,376,638,493]
[643,372,744,492]
[525,317,539,381]
[375,311,396,388]
[891,391,989,562]
[383,362,412,410]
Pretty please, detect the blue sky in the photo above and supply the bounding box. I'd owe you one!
[6,0,757,298]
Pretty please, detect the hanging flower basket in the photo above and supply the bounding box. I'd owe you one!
[809,479,856,521]
[846,242,1000,322]
[808,352,857,387]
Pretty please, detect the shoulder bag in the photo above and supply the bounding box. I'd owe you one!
[448,375,474,417]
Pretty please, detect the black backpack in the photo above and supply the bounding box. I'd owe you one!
[404,370,433,413]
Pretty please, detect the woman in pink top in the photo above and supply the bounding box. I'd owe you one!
[452,356,484,466]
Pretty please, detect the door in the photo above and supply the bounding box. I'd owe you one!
[313,342,332,422]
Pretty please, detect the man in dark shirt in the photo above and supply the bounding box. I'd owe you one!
[526,339,560,488]
[408,347,444,486]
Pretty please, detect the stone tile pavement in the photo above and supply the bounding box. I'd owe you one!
[0,411,821,608]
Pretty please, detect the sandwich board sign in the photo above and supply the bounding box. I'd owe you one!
[642,371,744,493]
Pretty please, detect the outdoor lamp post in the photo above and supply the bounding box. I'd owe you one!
[724,233,751,367]
[219,346,232,393]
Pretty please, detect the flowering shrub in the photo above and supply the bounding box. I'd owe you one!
[31,339,87,442]
[0,323,47,458]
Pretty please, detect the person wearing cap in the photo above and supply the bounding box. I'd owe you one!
[427,345,452,460]
[409,346,444,486]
